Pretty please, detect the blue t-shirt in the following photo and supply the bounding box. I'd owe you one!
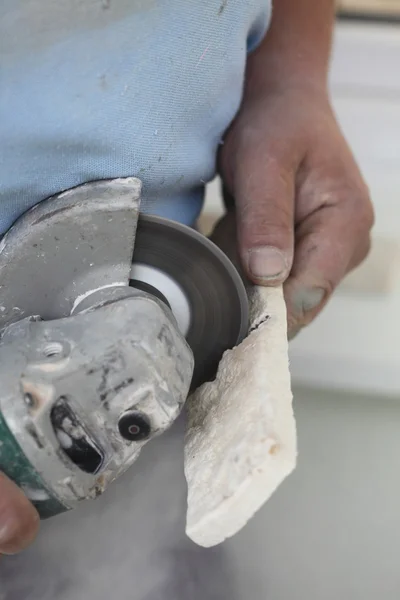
[0,0,271,234]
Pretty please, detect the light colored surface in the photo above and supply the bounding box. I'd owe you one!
[224,386,400,600]
[185,287,296,547]
[340,237,400,294]
[3,386,400,599]
[203,21,400,396]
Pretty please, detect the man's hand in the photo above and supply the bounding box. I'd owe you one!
[219,0,374,338]
[0,473,39,554]
[220,86,373,337]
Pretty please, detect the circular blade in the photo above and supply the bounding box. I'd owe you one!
[130,215,249,389]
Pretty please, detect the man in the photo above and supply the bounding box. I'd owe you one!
[0,0,372,596]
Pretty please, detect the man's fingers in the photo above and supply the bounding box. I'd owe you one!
[284,196,373,336]
[233,148,297,285]
[0,472,39,555]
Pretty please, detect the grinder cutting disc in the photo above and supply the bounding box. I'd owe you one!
[130,215,249,390]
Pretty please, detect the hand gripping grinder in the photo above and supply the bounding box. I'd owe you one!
[0,178,248,519]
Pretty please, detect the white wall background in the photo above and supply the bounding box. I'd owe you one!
[203,21,400,396]
[202,21,400,599]
[290,22,400,396]
[226,386,400,600]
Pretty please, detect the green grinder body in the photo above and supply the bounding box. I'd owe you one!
[0,411,68,519]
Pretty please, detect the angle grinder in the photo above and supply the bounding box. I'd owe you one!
[0,178,248,519]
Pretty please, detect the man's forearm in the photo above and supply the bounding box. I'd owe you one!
[246,0,335,93]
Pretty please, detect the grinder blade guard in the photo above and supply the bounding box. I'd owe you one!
[0,178,248,518]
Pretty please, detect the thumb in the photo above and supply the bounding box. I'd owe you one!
[0,473,39,554]
[232,151,295,285]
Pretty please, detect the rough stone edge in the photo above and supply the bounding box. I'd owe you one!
[184,285,297,547]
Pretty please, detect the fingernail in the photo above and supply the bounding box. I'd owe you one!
[292,287,326,315]
[0,519,17,555]
[248,246,288,281]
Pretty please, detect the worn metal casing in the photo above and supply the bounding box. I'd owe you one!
[0,293,194,517]
[0,178,195,518]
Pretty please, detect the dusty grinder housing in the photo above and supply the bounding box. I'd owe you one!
[0,178,248,518]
